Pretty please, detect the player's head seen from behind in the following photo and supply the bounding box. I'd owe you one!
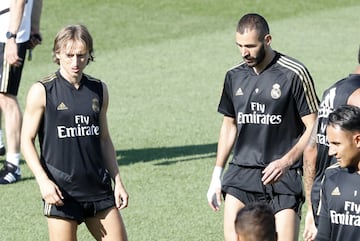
[235,202,277,241]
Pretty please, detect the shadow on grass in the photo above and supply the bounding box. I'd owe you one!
[116,143,217,166]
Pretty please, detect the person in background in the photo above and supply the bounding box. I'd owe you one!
[0,0,42,184]
[303,46,360,241]
[315,105,360,241]
[206,13,319,241]
[235,202,277,241]
[21,24,128,241]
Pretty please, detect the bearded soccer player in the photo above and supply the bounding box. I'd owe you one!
[206,13,319,241]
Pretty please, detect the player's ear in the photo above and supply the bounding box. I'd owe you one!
[264,34,272,46]
[354,133,360,147]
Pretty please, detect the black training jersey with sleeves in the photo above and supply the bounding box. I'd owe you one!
[312,74,360,220]
[218,52,319,168]
[38,71,112,202]
[315,165,360,241]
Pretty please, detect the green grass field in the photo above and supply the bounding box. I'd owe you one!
[1,0,360,240]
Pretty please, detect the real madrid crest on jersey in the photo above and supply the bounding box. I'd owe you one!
[271,83,281,99]
[92,98,100,113]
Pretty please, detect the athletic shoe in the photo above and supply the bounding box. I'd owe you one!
[0,145,5,156]
[0,162,21,184]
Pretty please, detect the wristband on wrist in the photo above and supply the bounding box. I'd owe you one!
[212,166,223,178]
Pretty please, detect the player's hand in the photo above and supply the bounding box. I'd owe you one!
[261,158,290,185]
[27,32,42,49]
[207,166,223,211]
[5,40,23,67]
[114,181,129,210]
[38,178,64,206]
[303,210,317,241]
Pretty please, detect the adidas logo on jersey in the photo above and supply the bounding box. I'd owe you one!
[331,187,341,196]
[57,102,68,110]
[235,88,243,96]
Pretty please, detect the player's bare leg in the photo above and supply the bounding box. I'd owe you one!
[223,194,245,241]
[0,94,21,155]
[85,207,128,241]
[275,208,300,241]
[47,217,78,241]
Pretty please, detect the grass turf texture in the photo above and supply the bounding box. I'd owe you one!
[1,0,360,240]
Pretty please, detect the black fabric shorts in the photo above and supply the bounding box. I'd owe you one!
[0,42,28,96]
[222,163,304,216]
[43,195,116,224]
[224,186,304,216]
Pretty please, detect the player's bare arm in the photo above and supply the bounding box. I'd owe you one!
[5,0,25,66]
[207,116,237,211]
[99,82,128,210]
[216,116,237,168]
[21,82,64,206]
[302,122,318,241]
[303,121,318,207]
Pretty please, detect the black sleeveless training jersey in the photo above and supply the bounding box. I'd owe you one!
[38,71,112,202]
[311,74,360,220]
[218,51,319,168]
[315,164,360,241]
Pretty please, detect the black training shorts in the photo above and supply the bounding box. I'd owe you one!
[43,195,116,224]
[0,42,27,96]
[222,163,304,216]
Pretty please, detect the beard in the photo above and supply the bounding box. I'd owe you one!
[243,43,266,68]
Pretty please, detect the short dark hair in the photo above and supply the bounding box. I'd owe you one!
[52,24,94,65]
[358,45,360,64]
[235,202,276,241]
[328,105,360,132]
[236,13,270,40]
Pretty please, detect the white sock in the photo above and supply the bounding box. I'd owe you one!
[6,153,20,167]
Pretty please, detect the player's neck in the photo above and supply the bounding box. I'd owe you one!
[253,49,275,75]
[59,69,83,89]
